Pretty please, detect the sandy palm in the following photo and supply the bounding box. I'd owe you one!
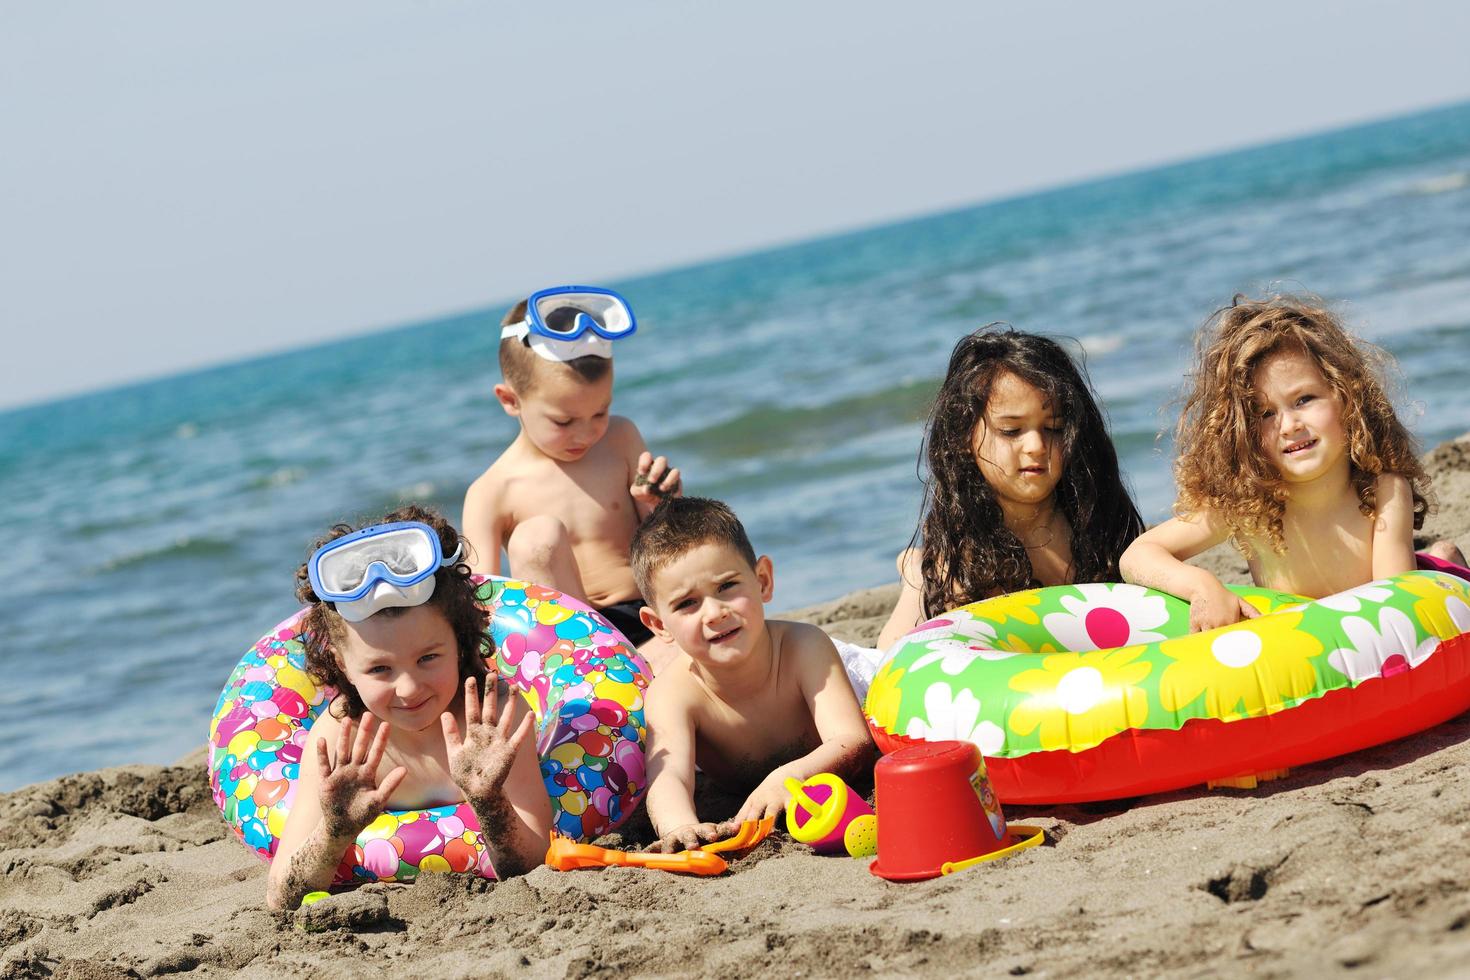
[316,713,406,837]
[441,676,535,803]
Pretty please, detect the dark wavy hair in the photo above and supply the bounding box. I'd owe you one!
[294,504,490,719]
[912,325,1144,617]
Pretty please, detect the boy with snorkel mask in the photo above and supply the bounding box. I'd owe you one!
[462,286,683,672]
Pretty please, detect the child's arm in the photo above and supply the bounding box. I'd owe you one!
[265,713,407,911]
[877,548,924,651]
[1120,512,1260,632]
[441,677,551,878]
[610,417,682,522]
[461,476,506,577]
[643,678,729,852]
[733,624,875,825]
[1371,473,1417,579]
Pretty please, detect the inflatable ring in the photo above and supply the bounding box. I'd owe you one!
[207,576,650,882]
[866,571,1470,803]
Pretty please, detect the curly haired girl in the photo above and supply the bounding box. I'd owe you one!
[877,327,1145,649]
[266,505,550,911]
[1121,294,1464,632]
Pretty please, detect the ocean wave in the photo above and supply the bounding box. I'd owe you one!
[94,535,238,574]
[246,466,308,491]
[664,377,938,458]
[1410,172,1470,195]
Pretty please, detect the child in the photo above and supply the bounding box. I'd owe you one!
[265,505,550,911]
[876,326,1145,650]
[1120,295,1464,631]
[462,285,682,671]
[630,497,875,853]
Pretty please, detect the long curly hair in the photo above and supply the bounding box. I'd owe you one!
[1174,294,1431,554]
[913,326,1144,617]
[294,504,490,719]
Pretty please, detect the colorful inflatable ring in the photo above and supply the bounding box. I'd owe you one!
[865,571,1470,803]
[208,576,650,882]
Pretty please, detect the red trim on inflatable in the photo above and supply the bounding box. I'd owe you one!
[869,632,1470,804]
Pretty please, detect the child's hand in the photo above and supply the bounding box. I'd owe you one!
[632,451,681,520]
[316,714,407,838]
[734,772,792,825]
[1188,582,1261,633]
[645,821,736,854]
[442,676,536,804]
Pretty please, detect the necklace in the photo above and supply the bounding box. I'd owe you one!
[1022,524,1054,550]
[1015,510,1057,550]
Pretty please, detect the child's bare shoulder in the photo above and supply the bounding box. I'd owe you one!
[770,620,841,672]
[602,415,643,455]
[770,619,838,652]
[645,658,701,710]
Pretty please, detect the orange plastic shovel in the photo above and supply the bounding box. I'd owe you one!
[544,834,729,876]
[702,815,777,854]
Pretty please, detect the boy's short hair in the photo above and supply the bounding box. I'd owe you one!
[498,298,613,394]
[630,496,759,604]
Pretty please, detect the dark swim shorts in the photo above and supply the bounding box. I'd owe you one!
[595,598,653,647]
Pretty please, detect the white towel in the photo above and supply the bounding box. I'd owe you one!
[833,638,888,705]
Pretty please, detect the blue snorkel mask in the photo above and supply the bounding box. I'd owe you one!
[500,285,637,362]
[307,521,463,623]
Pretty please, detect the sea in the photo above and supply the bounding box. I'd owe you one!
[4,101,1470,791]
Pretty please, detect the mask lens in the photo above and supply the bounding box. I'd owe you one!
[315,526,436,595]
[533,291,632,339]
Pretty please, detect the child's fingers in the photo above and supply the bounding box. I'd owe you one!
[335,714,354,768]
[374,766,408,804]
[351,714,376,766]
[659,468,681,495]
[364,717,393,772]
[1238,599,1262,619]
[440,711,462,751]
[504,707,535,752]
[315,736,333,778]
[635,451,653,479]
[463,676,481,728]
[483,677,499,728]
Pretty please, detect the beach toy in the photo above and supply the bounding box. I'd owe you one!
[869,740,1041,881]
[207,576,651,883]
[545,834,728,876]
[703,815,777,854]
[784,774,875,857]
[865,571,1470,803]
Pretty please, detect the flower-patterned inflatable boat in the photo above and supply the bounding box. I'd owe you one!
[866,570,1470,803]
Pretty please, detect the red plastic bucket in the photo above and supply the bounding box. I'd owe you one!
[869,740,1010,881]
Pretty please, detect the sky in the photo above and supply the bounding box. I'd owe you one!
[3,1,1468,410]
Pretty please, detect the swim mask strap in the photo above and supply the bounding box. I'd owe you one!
[501,319,615,363]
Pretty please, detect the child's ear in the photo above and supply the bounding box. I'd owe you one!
[755,555,774,603]
[493,383,522,417]
[639,604,672,643]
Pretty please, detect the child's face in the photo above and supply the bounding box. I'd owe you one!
[641,542,774,669]
[972,371,1064,510]
[1252,347,1347,484]
[337,603,462,733]
[496,366,613,463]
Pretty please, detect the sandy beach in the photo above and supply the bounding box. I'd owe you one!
[6,437,1470,979]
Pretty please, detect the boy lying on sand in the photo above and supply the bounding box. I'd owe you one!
[630,497,874,852]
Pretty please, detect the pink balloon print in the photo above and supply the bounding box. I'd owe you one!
[361,838,399,879]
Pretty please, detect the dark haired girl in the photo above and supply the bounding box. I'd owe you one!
[877,326,1144,648]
